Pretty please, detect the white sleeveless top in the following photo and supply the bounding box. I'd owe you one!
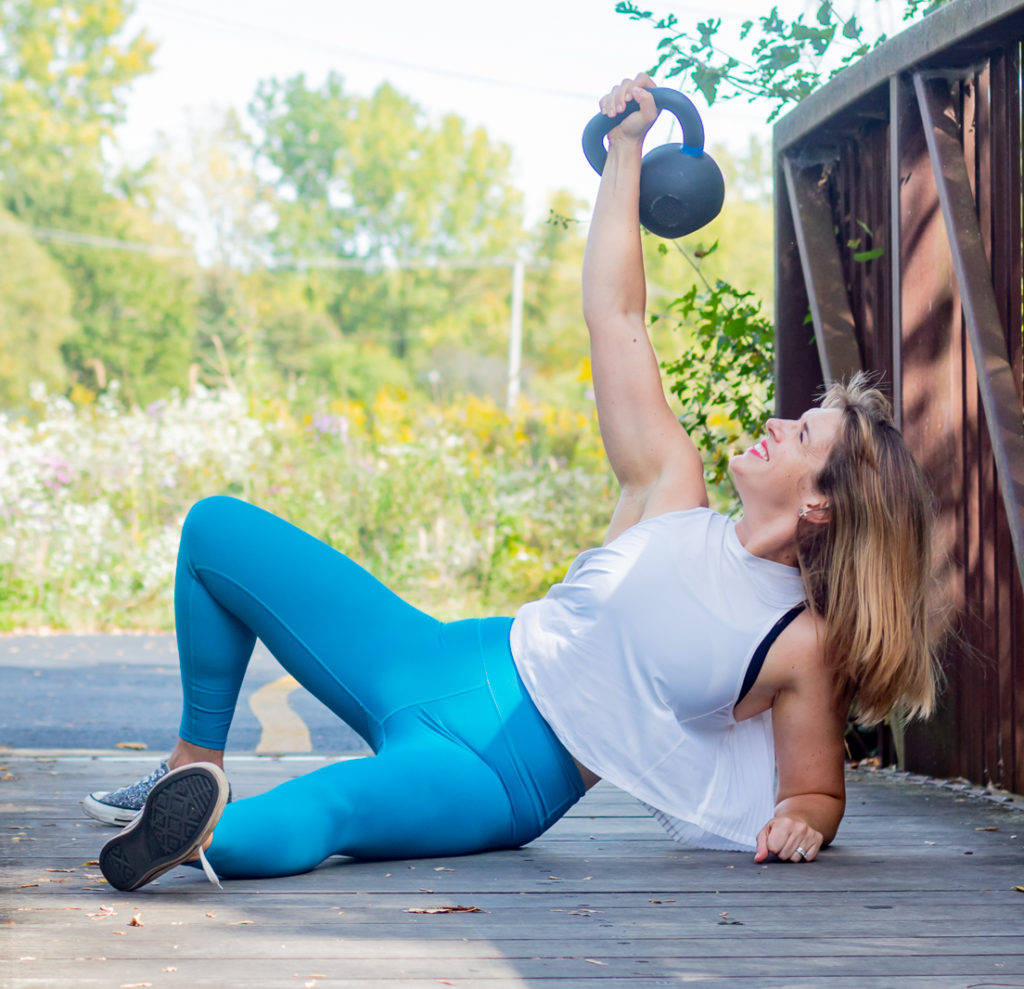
[509,508,806,851]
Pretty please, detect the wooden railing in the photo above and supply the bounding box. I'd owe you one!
[774,0,1024,794]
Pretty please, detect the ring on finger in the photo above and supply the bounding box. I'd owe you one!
[795,846,809,860]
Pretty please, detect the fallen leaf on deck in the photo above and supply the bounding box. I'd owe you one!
[976,826,999,832]
[405,905,483,914]
[433,867,454,872]
[115,742,147,750]
[1014,886,1024,893]
[163,968,177,973]
[584,958,608,966]
[83,861,99,866]
[228,921,253,926]
[128,915,143,927]
[18,885,38,889]
[46,868,74,873]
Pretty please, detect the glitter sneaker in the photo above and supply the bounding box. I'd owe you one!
[81,762,170,826]
[99,762,229,892]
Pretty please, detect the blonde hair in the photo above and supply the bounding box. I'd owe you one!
[795,373,937,726]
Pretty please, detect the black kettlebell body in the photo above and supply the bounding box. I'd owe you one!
[582,88,724,239]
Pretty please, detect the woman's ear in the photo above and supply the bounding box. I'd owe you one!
[798,502,831,525]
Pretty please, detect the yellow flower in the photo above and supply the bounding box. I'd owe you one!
[69,383,96,406]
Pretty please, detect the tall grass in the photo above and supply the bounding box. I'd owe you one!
[0,382,618,630]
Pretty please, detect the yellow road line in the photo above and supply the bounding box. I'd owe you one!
[248,675,313,753]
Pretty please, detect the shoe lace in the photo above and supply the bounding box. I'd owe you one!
[197,845,223,889]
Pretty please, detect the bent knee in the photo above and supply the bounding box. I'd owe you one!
[180,495,254,555]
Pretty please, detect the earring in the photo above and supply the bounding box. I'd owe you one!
[798,507,809,519]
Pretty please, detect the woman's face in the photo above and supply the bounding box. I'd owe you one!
[729,408,843,517]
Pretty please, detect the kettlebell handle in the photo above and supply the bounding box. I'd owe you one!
[582,87,706,175]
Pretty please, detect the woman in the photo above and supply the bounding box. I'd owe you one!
[89,75,936,893]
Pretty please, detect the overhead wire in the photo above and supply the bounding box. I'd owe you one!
[139,0,742,100]
[142,0,596,103]
[0,218,549,270]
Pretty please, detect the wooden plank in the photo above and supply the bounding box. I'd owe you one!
[995,41,1024,798]
[960,70,993,790]
[5,757,1024,989]
[782,154,864,384]
[7,969,1024,989]
[890,76,906,429]
[773,145,822,419]
[8,932,1024,958]
[915,71,1024,592]
[896,67,965,781]
[7,951,1024,982]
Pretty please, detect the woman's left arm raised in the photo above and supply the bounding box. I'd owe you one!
[754,616,847,863]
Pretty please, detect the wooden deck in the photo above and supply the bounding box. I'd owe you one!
[2,754,1023,987]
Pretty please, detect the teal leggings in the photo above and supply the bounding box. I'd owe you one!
[174,496,584,879]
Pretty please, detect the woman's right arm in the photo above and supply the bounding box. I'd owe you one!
[583,76,707,537]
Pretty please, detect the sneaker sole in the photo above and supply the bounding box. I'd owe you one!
[99,764,228,892]
[81,794,140,827]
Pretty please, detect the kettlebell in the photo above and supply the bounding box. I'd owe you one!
[582,88,725,239]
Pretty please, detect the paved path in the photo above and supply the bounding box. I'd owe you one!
[0,634,365,753]
[2,635,1024,987]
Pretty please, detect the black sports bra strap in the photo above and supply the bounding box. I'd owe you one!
[737,604,807,704]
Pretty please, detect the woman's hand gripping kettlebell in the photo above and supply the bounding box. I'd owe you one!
[599,73,659,145]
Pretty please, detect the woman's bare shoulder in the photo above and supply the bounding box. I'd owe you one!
[734,609,829,721]
[781,608,827,660]
[769,609,832,690]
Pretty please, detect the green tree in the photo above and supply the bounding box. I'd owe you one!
[0,0,200,404]
[0,0,154,213]
[0,209,77,403]
[249,74,527,369]
[149,108,277,391]
[520,190,590,405]
[45,174,199,404]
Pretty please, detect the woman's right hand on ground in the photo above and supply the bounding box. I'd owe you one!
[599,73,659,146]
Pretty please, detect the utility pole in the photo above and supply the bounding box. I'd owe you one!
[506,257,525,414]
